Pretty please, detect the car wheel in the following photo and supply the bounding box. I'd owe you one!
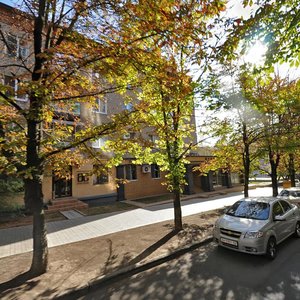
[266,237,277,260]
[295,222,300,238]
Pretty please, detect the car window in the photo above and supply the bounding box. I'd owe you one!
[279,200,291,213]
[226,201,270,220]
[279,190,289,197]
[272,201,284,217]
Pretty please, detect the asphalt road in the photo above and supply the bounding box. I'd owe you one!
[80,227,300,300]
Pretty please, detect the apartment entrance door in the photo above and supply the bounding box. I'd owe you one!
[52,168,72,198]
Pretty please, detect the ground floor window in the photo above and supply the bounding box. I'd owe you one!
[93,166,109,184]
[125,164,137,180]
[151,164,160,179]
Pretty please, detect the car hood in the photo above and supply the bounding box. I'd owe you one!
[217,214,269,232]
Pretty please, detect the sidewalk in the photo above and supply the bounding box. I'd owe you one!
[0,185,275,299]
[0,186,245,259]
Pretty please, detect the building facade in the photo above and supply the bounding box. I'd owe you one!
[0,3,236,209]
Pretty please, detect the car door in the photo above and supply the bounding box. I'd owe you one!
[279,200,297,236]
[272,201,286,242]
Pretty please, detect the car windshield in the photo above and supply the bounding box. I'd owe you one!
[279,190,289,197]
[226,201,270,220]
[279,190,300,197]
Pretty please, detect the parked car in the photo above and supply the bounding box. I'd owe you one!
[278,188,300,202]
[213,197,300,259]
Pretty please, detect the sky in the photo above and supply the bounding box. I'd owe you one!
[1,0,15,6]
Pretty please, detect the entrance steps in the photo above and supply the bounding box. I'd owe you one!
[46,197,88,212]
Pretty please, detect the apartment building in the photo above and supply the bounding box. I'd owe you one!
[0,3,234,209]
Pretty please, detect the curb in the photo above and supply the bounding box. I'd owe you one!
[57,236,213,299]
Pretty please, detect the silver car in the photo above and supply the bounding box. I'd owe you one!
[278,188,300,202]
[213,197,300,259]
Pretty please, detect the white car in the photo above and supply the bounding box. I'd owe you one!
[278,188,300,202]
[213,197,300,259]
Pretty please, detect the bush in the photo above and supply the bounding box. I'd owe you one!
[0,177,24,214]
[0,178,24,193]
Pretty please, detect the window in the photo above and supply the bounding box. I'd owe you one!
[4,75,27,101]
[5,34,29,59]
[93,98,107,114]
[19,46,29,59]
[125,164,137,181]
[91,137,106,149]
[149,134,159,143]
[124,102,134,111]
[226,201,270,220]
[72,103,81,115]
[272,202,284,218]
[6,34,18,57]
[4,75,15,97]
[49,122,76,147]
[52,101,80,116]
[93,166,109,185]
[151,164,160,179]
[279,200,291,213]
[279,190,289,197]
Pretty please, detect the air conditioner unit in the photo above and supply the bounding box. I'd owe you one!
[142,165,151,173]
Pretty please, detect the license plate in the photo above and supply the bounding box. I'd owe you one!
[220,237,238,247]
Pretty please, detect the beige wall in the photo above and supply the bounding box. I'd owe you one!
[124,166,168,200]
[73,164,117,198]
[42,163,168,202]
[42,173,53,202]
[42,164,117,202]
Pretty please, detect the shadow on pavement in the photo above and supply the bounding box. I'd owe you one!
[128,230,179,265]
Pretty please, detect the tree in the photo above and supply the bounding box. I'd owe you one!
[0,0,229,276]
[239,70,300,196]
[103,0,227,231]
[219,0,300,66]
[196,95,262,198]
[0,0,145,276]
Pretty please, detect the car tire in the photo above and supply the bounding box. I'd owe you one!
[295,222,300,238]
[266,237,277,260]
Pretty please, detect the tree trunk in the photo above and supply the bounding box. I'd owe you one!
[26,117,48,275]
[270,163,278,197]
[243,152,250,198]
[24,179,32,215]
[289,153,296,187]
[242,123,250,198]
[172,169,183,231]
[25,2,49,274]
[173,188,183,231]
[269,149,280,197]
[29,177,48,276]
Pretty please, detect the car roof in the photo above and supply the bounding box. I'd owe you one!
[241,197,279,204]
[281,187,300,191]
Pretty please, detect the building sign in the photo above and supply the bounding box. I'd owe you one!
[77,172,90,183]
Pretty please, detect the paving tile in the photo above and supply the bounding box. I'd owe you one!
[0,187,268,259]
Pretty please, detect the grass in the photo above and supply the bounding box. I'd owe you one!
[0,192,25,213]
[132,194,173,204]
[0,209,66,229]
[78,202,137,216]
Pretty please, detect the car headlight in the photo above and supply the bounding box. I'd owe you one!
[244,231,264,239]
